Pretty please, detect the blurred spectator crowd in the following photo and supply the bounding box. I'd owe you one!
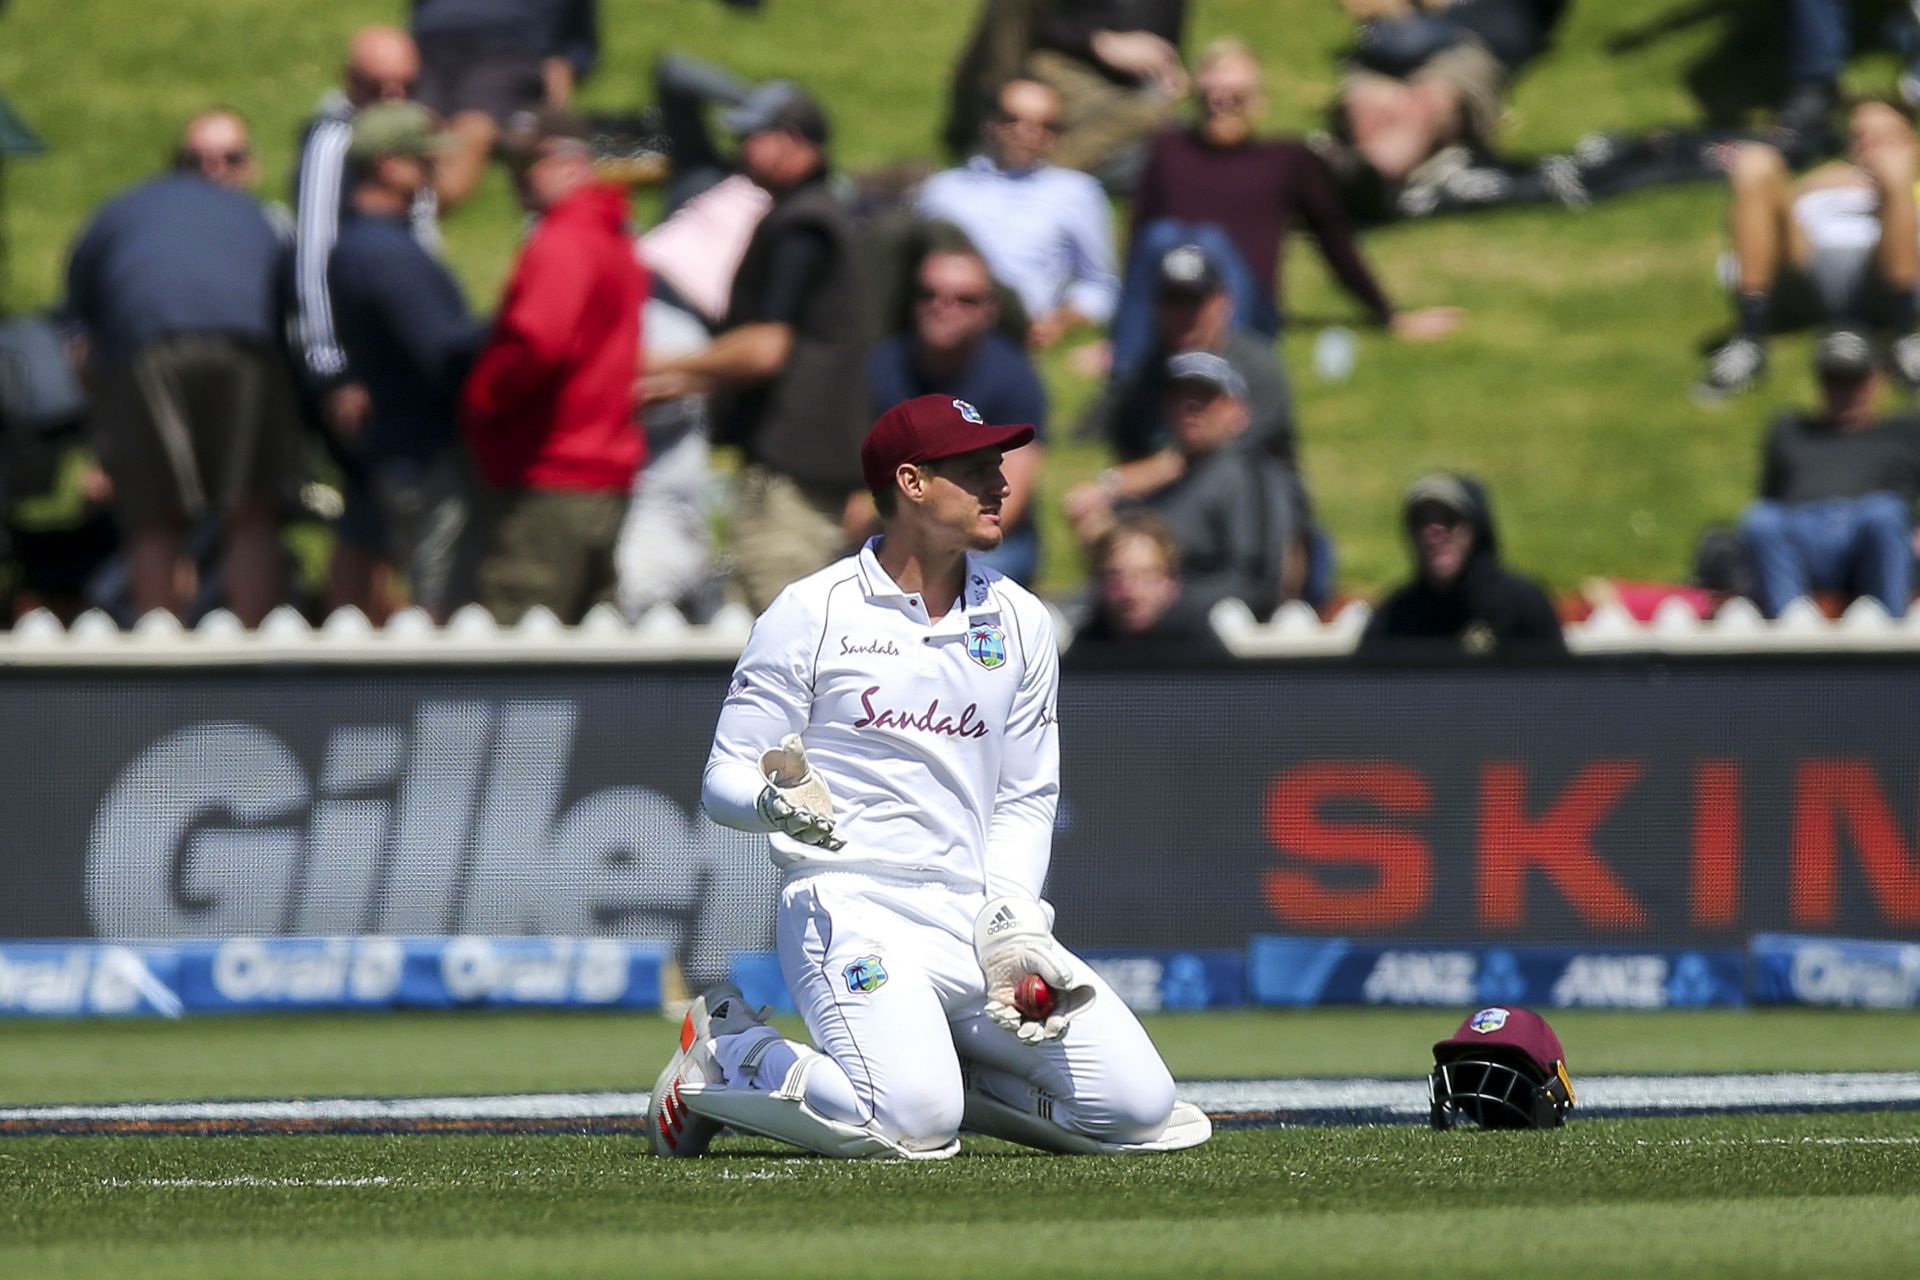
[6,0,1920,660]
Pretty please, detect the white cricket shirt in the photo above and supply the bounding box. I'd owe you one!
[702,540,1060,899]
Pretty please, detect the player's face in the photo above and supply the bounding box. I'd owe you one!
[918,448,1010,550]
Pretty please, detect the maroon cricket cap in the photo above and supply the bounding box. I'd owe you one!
[1433,1006,1567,1075]
[860,395,1035,498]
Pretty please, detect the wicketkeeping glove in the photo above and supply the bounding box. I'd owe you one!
[973,896,1096,1043]
[757,734,846,851]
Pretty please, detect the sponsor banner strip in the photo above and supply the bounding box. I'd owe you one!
[1248,936,1750,1009]
[0,938,669,1018]
[1749,933,1920,1009]
[6,1073,1919,1138]
[8,934,1916,1019]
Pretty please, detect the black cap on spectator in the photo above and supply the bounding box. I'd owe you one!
[1814,327,1876,380]
[1156,243,1224,300]
[724,82,831,146]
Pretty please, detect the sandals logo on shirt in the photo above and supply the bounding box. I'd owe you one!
[844,956,888,994]
[965,624,1008,670]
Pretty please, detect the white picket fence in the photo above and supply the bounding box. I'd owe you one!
[2,593,1918,664]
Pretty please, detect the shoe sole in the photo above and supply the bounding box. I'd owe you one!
[647,987,740,1157]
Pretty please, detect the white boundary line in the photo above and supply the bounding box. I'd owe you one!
[10,1072,1920,1132]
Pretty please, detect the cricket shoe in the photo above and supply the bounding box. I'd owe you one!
[1889,333,1920,398]
[1694,335,1767,404]
[648,983,770,1157]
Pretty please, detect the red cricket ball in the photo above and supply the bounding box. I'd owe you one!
[1013,973,1056,1020]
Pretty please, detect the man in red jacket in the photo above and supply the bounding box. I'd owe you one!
[459,108,647,623]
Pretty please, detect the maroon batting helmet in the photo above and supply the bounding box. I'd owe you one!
[1430,1006,1576,1130]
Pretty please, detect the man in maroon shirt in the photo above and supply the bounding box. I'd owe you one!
[458,108,648,623]
[1110,39,1459,374]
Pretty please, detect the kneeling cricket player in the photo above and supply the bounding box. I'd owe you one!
[648,395,1210,1158]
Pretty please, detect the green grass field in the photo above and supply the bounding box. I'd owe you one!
[3,1009,1917,1278]
[5,1,1914,598]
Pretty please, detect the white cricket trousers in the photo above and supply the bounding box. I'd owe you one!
[770,869,1177,1150]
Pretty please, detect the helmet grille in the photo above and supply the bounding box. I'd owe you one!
[1430,1057,1566,1130]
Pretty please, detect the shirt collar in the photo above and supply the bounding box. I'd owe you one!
[965,153,1045,181]
[856,538,1004,622]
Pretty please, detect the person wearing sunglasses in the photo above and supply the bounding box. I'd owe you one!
[65,108,297,626]
[868,243,1049,584]
[918,78,1118,353]
[1358,471,1564,658]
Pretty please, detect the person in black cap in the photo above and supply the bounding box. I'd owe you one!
[1737,328,1920,618]
[1075,242,1294,510]
[641,81,871,611]
[1358,471,1564,657]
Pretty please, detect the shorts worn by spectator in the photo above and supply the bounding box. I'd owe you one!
[410,0,599,206]
[1066,510,1230,666]
[411,0,596,121]
[643,83,870,612]
[1116,39,1461,374]
[1070,351,1300,618]
[1738,329,1920,618]
[329,102,484,619]
[1358,471,1564,658]
[869,244,1049,584]
[65,109,296,627]
[918,78,1118,351]
[1697,101,1920,404]
[945,0,1188,192]
[1330,0,1565,187]
[458,108,646,623]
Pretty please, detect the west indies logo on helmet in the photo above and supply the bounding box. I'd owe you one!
[1429,1006,1576,1130]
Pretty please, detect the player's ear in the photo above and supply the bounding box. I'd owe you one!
[896,462,926,505]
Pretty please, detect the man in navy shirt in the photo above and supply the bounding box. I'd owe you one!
[869,242,1049,583]
[65,108,296,626]
[327,102,485,618]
